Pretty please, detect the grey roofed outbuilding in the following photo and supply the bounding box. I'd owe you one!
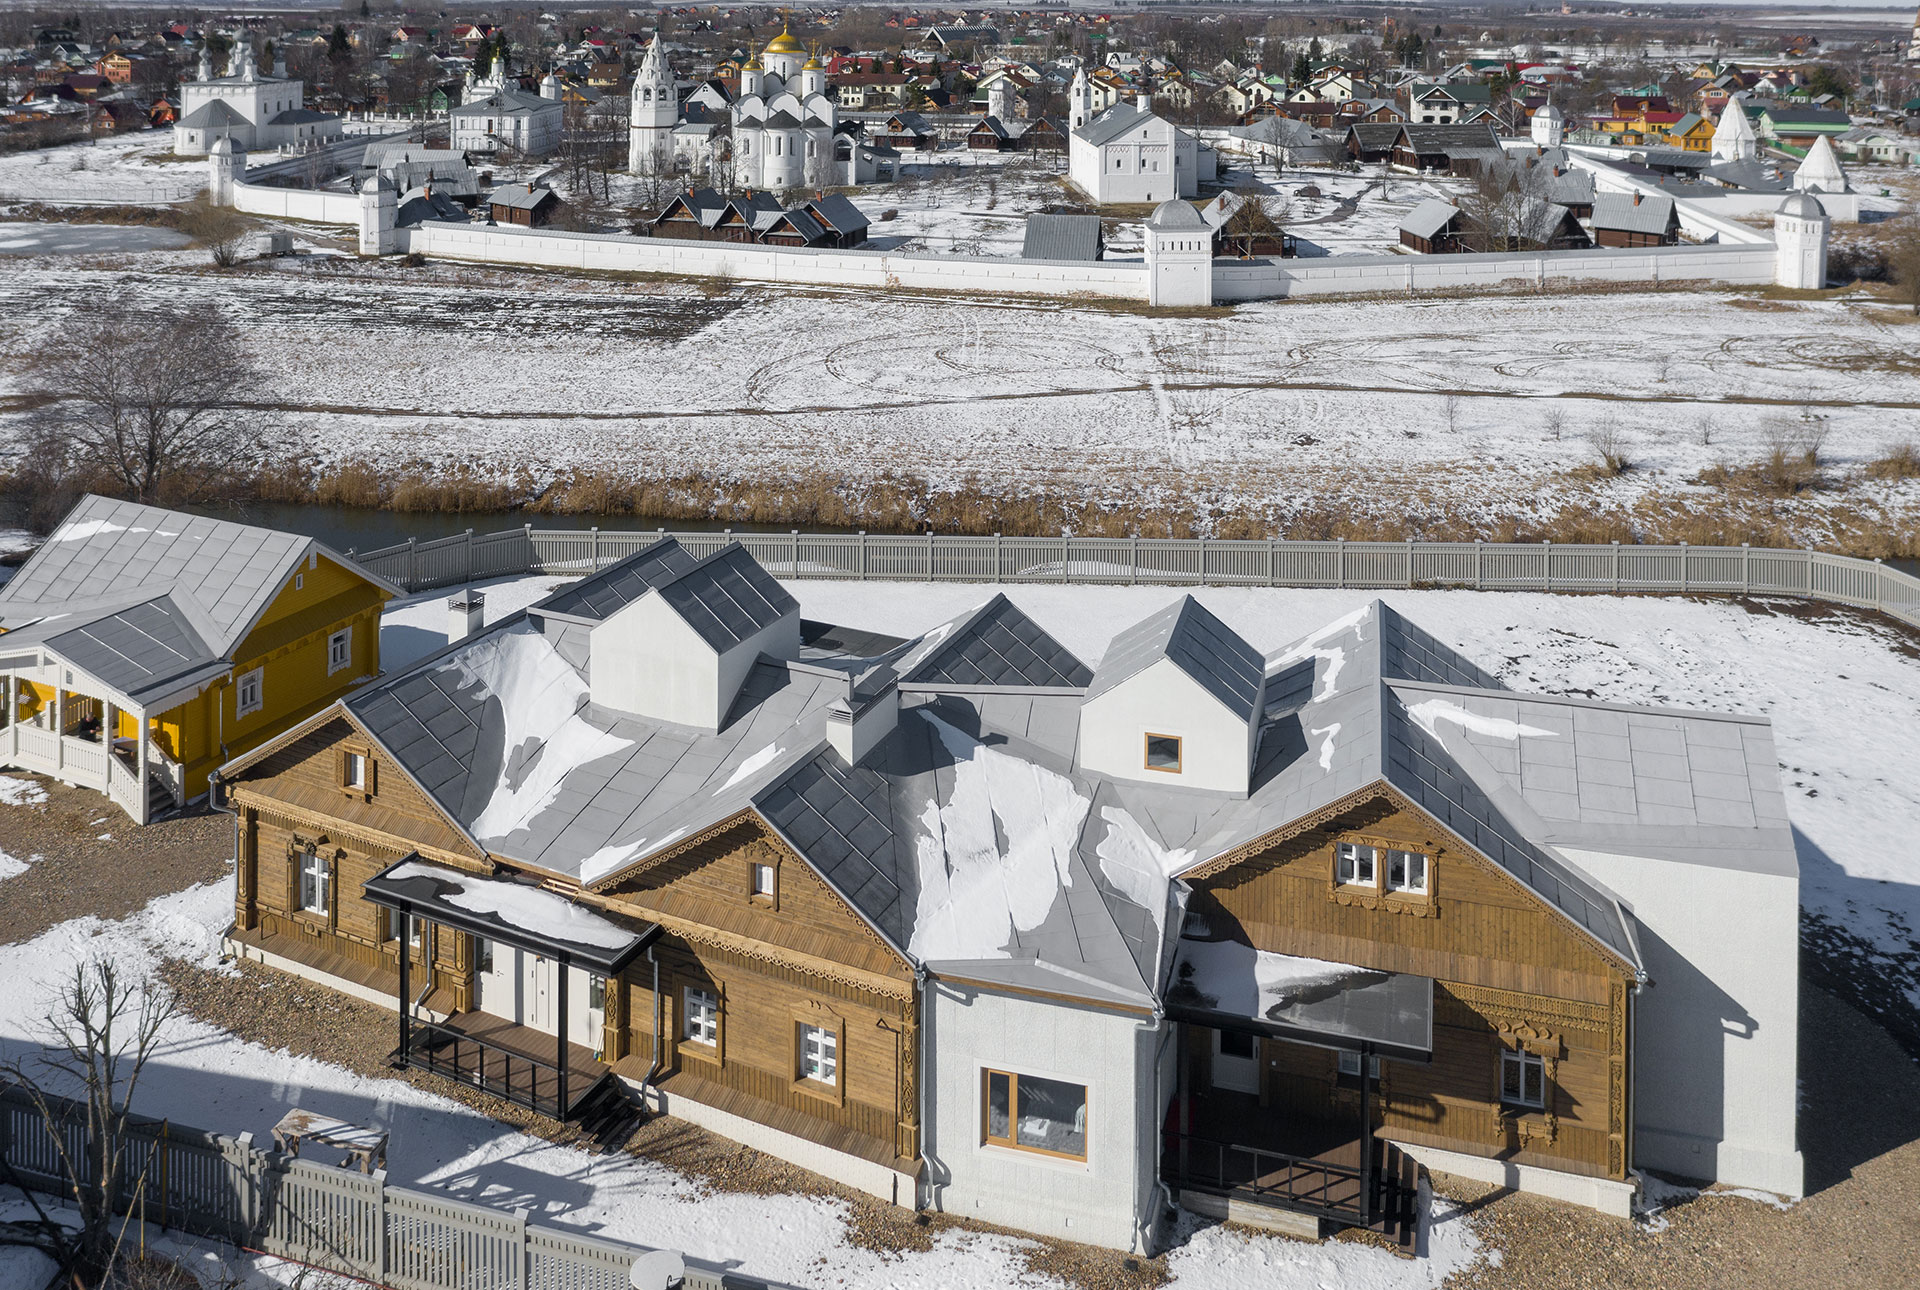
[1399,197,1460,241]
[1344,122,1404,152]
[1590,190,1677,236]
[1084,595,1265,722]
[489,184,562,212]
[805,194,869,236]
[1395,122,1501,156]
[0,495,396,709]
[1021,212,1103,262]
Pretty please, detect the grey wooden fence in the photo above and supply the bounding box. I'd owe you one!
[346,527,1920,631]
[0,1084,793,1290]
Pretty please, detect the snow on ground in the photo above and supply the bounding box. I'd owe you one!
[0,221,192,256]
[0,773,49,806]
[0,132,206,205]
[0,878,1475,1290]
[4,259,1912,540]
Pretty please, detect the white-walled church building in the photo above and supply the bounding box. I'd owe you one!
[172,39,343,156]
[1067,68,1214,204]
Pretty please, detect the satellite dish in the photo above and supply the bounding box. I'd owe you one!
[629,1248,685,1290]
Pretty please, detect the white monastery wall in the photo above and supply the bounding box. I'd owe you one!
[231,182,362,223]
[922,982,1162,1252]
[1213,242,1778,301]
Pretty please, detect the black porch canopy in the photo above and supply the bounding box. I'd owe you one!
[363,856,658,976]
[1166,936,1434,1064]
[363,856,659,1121]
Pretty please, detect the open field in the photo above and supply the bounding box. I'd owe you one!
[2,245,1918,550]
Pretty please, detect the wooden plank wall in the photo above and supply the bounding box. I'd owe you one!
[1190,797,1630,1179]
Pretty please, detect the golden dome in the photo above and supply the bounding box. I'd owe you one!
[802,51,823,70]
[762,25,804,55]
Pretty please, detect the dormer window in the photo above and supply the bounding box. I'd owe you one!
[1144,733,1182,773]
[1336,841,1377,887]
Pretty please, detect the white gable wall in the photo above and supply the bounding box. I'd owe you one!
[588,592,800,730]
[1077,657,1254,794]
[1562,845,1804,1198]
[922,983,1165,1251]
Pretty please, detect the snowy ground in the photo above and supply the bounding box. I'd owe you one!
[0,221,192,256]
[0,132,205,206]
[1,255,1914,545]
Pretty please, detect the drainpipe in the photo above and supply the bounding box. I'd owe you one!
[642,944,663,1103]
[1136,1002,1174,1255]
[914,964,928,1209]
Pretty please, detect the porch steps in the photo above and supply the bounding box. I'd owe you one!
[573,1074,644,1154]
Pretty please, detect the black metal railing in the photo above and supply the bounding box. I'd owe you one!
[401,1022,585,1120]
[1166,1131,1374,1224]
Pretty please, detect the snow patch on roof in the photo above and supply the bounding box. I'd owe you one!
[1269,603,1369,703]
[1093,805,1189,942]
[722,742,782,792]
[388,860,636,950]
[1175,938,1372,1018]
[441,621,632,843]
[1406,697,1556,741]
[1311,722,1341,770]
[908,712,1090,962]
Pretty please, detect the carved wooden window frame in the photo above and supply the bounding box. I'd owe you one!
[1493,1023,1562,1146]
[791,1002,845,1107]
[338,742,377,802]
[1328,832,1440,917]
[747,852,780,911]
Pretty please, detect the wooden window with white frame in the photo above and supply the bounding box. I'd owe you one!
[1336,840,1378,887]
[328,626,353,676]
[684,987,719,1047]
[1500,1044,1546,1110]
[748,857,778,908]
[981,1069,1088,1161]
[1386,847,1429,894]
[235,667,263,719]
[296,848,330,916]
[1143,733,1182,773]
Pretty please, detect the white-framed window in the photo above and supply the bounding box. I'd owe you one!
[1336,841,1377,887]
[344,750,367,790]
[750,862,776,899]
[1387,848,1429,894]
[385,907,421,947]
[328,627,352,675]
[293,572,304,591]
[684,988,718,1045]
[1337,1050,1382,1079]
[1501,1046,1546,1110]
[297,850,329,915]
[475,937,494,973]
[235,667,263,719]
[798,1022,837,1084]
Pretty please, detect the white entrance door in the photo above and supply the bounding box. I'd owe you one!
[1211,1028,1261,1094]
[525,954,555,1034]
[475,938,518,1022]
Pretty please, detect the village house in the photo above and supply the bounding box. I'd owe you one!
[213,541,1804,1254]
[1590,191,1681,248]
[488,181,564,227]
[0,497,395,825]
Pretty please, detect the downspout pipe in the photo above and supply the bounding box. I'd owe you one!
[1136,1002,1174,1256]
[642,944,663,1105]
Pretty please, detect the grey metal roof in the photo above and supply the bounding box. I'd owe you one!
[1399,197,1460,240]
[1084,595,1265,722]
[490,184,560,211]
[42,594,220,702]
[1021,213,1102,262]
[1591,190,1677,235]
[652,544,798,651]
[756,749,913,946]
[176,100,246,129]
[531,537,700,622]
[894,594,1092,688]
[1150,199,1210,231]
[1396,123,1500,155]
[1076,100,1155,147]
[805,194,868,234]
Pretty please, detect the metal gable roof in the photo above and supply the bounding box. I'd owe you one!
[44,594,220,703]
[1591,190,1677,235]
[1399,198,1460,240]
[0,495,313,657]
[1076,100,1155,147]
[1084,595,1264,722]
[531,537,702,622]
[652,544,799,651]
[1020,213,1102,262]
[897,593,1092,689]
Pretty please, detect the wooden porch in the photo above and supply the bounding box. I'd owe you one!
[400,1009,609,1121]
[0,674,185,824]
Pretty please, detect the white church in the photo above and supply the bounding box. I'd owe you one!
[1066,67,1214,204]
[627,29,893,190]
[172,39,343,156]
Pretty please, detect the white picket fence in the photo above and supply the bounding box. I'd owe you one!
[0,1083,798,1290]
[346,527,1920,631]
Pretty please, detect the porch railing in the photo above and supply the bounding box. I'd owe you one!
[105,754,145,822]
[1165,1131,1372,1225]
[400,1020,603,1121]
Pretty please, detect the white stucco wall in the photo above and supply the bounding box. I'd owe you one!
[1077,658,1255,795]
[590,593,799,730]
[923,982,1166,1252]
[1563,845,1804,1198]
[1212,242,1779,301]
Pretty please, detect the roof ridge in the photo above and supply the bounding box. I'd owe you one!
[1385,677,1767,725]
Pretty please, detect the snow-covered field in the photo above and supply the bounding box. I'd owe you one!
[2,255,1915,544]
[0,132,205,205]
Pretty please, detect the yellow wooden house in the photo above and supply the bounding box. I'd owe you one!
[1657,112,1716,152]
[0,496,397,823]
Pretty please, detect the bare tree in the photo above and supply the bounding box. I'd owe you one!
[1888,211,1920,317]
[176,195,250,268]
[1,959,177,1285]
[29,306,268,506]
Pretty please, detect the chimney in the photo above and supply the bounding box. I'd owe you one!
[1633,191,1642,205]
[826,666,900,766]
[528,181,535,193]
[448,590,485,642]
